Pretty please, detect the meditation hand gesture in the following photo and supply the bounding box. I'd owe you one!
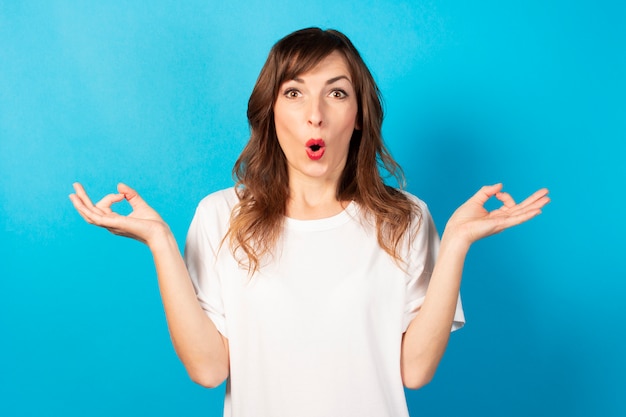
[69,183,168,247]
[444,183,550,247]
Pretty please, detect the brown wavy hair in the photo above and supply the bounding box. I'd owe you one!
[228,27,421,273]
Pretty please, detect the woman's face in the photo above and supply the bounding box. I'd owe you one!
[273,51,359,187]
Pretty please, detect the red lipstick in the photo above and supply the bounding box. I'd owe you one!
[305,139,325,160]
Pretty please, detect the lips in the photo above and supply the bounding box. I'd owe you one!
[305,139,326,160]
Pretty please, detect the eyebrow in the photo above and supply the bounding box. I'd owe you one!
[291,75,352,85]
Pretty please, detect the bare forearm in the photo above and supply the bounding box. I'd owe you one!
[148,227,229,387]
[401,185,549,389]
[401,234,469,389]
[69,183,228,386]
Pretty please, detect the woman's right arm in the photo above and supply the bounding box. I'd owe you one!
[69,182,229,387]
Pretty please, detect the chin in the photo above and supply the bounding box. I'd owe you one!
[306,163,344,181]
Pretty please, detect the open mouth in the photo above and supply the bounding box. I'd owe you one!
[305,139,325,160]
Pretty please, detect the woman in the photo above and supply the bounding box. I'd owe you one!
[70,28,549,417]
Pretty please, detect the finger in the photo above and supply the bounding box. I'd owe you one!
[494,192,549,226]
[517,188,549,207]
[71,196,108,226]
[71,183,111,217]
[69,190,120,227]
[472,183,503,205]
[70,192,104,223]
[492,187,549,214]
[510,189,550,214]
[497,196,549,221]
[519,195,551,213]
[69,193,97,224]
[74,200,125,231]
[69,191,98,217]
[495,191,516,208]
[495,207,544,231]
[72,182,96,208]
[118,182,148,210]
[95,193,125,212]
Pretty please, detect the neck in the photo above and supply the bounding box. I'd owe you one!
[286,177,346,220]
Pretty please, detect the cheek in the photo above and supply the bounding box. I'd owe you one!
[273,111,299,155]
[274,106,299,134]
[340,107,359,132]
[274,121,297,148]
[273,111,288,143]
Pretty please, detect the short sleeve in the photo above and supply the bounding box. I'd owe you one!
[184,196,230,338]
[402,199,465,332]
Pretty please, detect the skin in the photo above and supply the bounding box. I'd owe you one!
[273,51,358,219]
[400,183,549,388]
[69,53,550,389]
[70,182,230,387]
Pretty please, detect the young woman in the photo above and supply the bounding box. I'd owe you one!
[70,28,549,417]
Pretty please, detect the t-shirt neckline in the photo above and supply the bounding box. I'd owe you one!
[284,201,358,232]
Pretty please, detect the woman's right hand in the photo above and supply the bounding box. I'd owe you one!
[69,182,169,247]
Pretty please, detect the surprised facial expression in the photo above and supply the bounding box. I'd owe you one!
[273,51,359,186]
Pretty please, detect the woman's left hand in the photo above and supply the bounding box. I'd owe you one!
[444,183,550,246]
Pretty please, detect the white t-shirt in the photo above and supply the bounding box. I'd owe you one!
[184,188,464,417]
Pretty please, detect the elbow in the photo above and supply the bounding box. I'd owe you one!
[191,376,226,389]
[402,368,436,390]
[187,365,229,388]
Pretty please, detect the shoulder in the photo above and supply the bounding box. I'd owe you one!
[354,188,432,228]
[191,187,240,227]
[395,190,438,244]
[197,187,240,211]
[399,190,428,209]
[397,190,432,221]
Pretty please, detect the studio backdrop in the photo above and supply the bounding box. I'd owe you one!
[1,1,624,416]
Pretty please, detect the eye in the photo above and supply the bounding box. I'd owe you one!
[330,89,348,99]
[283,88,301,99]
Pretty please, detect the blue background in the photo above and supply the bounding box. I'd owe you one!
[1,1,624,416]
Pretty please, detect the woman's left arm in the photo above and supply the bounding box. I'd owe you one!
[401,184,550,389]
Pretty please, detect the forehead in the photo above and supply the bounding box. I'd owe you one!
[298,51,351,79]
[282,49,354,83]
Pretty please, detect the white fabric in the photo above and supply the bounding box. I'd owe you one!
[184,188,464,417]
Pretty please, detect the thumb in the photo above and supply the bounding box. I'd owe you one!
[117,183,145,208]
[472,183,503,205]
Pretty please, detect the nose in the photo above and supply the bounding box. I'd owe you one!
[308,97,324,127]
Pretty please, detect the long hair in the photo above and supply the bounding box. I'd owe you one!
[228,27,420,273]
